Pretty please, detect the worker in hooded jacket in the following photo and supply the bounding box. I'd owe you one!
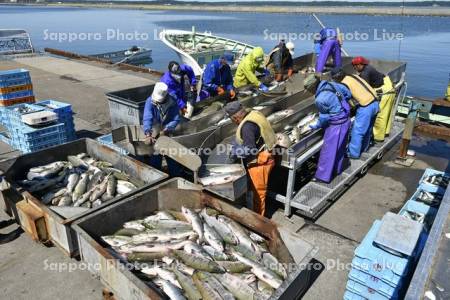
[226,101,276,216]
[202,54,236,100]
[160,61,197,116]
[143,82,182,176]
[307,76,352,183]
[233,47,270,92]
[266,41,295,82]
[331,67,380,159]
[352,56,396,142]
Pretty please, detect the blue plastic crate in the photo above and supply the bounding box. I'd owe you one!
[352,220,413,287]
[410,187,443,208]
[0,89,33,100]
[0,77,32,88]
[96,133,129,155]
[12,138,65,153]
[0,69,30,83]
[8,122,66,141]
[35,99,73,118]
[346,279,397,300]
[344,289,366,300]
[399,200,438,232]
[349,268,402,299]
[3,103,44,129]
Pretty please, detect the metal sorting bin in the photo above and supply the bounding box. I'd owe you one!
[0,138,168,256]
[106,85,154,129]
[73,178,313,300]
[200,164,248,202]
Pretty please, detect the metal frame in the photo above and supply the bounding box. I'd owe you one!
[270,80,408,218]
[0,29,34,55]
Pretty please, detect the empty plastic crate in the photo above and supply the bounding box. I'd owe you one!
[96,133,129,155]
[346,279,397,300]
[352,220,413,288]
[349,268,402,299]
[0,69,30,83]
[0,89,33,100]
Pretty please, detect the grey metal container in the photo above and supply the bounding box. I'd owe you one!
[106,84,154,129]
[73,178,314,300]
[0,138,168,256]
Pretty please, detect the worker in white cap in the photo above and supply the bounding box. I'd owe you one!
[266,40,295,82]
[143,82,182,176]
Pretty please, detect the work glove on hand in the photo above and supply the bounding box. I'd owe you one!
[263,69,271,76]
[259,83,269,92]
[309,121,321,130]
[229,89,236,100]
[144,131,156,145]
[216,86,225,95]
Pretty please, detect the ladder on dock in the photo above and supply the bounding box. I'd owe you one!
[271,80,407,218]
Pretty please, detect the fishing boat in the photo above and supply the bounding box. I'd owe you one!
[90,46,152,65]
[159,27,255,75]
[0,29,34,55]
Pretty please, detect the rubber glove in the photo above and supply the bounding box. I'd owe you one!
[216,86,225,95]
[309,121,321,130]
[259,83,269,92]
[229,89,236,100]
[263,69,271,76]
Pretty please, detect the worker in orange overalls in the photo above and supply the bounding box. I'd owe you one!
[226,101,276,216]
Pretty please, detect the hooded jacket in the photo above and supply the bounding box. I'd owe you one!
[202,59,234,93]
[233,47,265,88]
[160,64,197,109]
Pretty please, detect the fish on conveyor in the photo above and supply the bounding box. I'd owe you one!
[120,240,191,254]
[203,223,224,252]
[401,210,425,223]
[297,113,318,135]
[288,126,301,143]
[232,251,283,289]
[208,164,243,175]
[173,267,202,300]
[416,190,442,207]
[132,228,197,243]
[423,174,449,188]
[275,132,292,148]
[213,272,261,300]
[141,266,182,289]
[72,173,89,201]
[192,272,223,300]
[198,173,242,186]
[196,271,235,300]
[181,206,204,242]
[200,208,239,245]
[170,250,224,273]
[153,278,187,300]
[266,109,294,123]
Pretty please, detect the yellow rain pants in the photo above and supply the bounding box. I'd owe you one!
[373,76,396,141]
[247,150,275,216]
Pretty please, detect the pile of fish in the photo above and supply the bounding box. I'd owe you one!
[275,113,318,148]
[423,174,449,189]
[415,190,443,207]
[198,164,244,186]
[102,207,289,300]
[19,153,139,210]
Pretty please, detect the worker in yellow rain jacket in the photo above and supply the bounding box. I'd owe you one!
[352,56,396,142]
[233,47,270,92]
[226,101,276,216]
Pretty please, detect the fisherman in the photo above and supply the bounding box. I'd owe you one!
[352,56,396,142]
[233,47,270,92]
[331,67,380,159]
[266,41,295,82]
[160,61,197,116]
[226,101,276,216]
[315,28,342,74]
[307,76,352,183]
[201,54,236,99]
[143,82,182,176]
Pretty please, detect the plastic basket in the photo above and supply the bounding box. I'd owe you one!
[343,289,366,300]
[0,90,33,100]
[0,69,30,82]
[0,95,35,107]
[0,77,32,88]
[399,200,438,232]
[0,83,33,95]
[348,268,402,299]
[35,99,73,117]
[9,122,66,141]
[346,279,396,300]
[96,133,129,155]
[3,103,44,129]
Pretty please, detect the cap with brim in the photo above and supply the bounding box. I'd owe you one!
[224,101,243,117]
[220,53,234,65]
[351,56,369,65]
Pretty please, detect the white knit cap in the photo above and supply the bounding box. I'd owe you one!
[286,42,295,56]
[152,82,168,103]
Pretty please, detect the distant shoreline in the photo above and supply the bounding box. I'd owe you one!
[4,2,450,16]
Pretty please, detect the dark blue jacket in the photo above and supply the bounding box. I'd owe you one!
[160,64,197,109]
[202,59,233,95]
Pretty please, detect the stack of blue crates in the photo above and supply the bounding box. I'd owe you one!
[344,168,449,300]
[0,69,35,107]
[34,99,76,141]
[0,100,76,153]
